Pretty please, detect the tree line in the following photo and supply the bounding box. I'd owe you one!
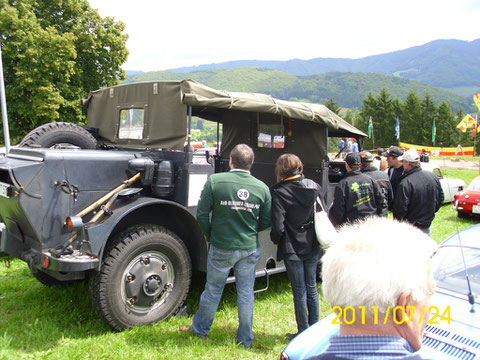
[326,89,478,152]
[0,1,476,152]
[0,0,128,142]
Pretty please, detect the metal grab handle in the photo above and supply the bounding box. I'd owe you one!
[253,268,269,294]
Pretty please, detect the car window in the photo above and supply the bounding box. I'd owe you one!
[432,167,443,179]
[257,123,285,149]
[118,108,145,140]
[468,177,480,191]
[433,245,480,302]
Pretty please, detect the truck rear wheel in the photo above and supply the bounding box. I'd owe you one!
[19,122,97,149]
[89,225,192,331]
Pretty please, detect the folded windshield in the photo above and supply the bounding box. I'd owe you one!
[433,244,480,302]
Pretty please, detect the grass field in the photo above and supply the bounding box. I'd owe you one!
[1,168,479,360]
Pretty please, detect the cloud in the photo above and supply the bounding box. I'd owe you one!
[89,0,480,71]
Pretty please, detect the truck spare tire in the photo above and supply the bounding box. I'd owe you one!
[19,122,97,149]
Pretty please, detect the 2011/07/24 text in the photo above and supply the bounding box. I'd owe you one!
[331,305,451,325]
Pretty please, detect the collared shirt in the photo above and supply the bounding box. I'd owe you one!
[230,168,250,174]
[323,335,415,359]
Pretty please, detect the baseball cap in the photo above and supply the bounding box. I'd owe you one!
[345,153,361,167]
[359,151,373,163]
[382,146,403,157]
[399,148,420,162]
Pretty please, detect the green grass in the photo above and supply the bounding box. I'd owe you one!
[442,167,479,185]
[0,262,320,360]
[1,168,479,359]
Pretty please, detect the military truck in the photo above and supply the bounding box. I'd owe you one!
[0,80,365,330]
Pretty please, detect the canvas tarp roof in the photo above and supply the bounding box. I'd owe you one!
[180,80,366,138]
[85,80,365,152]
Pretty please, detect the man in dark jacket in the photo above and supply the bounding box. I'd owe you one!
[360,151,393,214]
[393,149,444,235]
[329,153,386,227]
[383,146,404,200]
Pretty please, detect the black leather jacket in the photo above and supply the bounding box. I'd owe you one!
[362,166,393,212]
[270,175,321,261]
[393,166,444,229]
[329,170,387,227]
[388,166,404,197]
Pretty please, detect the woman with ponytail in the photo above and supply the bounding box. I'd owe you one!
[270,153,321,340]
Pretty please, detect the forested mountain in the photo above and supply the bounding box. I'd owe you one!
[166,39,480,96]
[124,67,472,112]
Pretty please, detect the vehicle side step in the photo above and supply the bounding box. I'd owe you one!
[225,266,286,293]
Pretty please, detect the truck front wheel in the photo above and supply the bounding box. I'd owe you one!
[89,225,192,331]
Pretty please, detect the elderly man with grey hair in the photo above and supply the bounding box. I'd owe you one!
[310,217,436,359]
[393,149,443,236]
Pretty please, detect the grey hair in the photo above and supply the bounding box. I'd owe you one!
[322,217,436,316]
[230,144,254,170]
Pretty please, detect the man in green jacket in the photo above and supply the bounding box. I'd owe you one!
[180,144,271,348]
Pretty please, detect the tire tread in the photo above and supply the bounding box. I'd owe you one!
[19,122,97,149]
[89,224,191,331]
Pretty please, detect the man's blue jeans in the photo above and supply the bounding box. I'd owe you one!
[284,255,320,333]
[192,245,260,347]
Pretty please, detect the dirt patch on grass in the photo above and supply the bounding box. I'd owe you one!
[431,158,480,169]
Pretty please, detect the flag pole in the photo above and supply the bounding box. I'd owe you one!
[0,44,11,153]
[395,117,400,146]
[474,113,477,157]
[372,124,375,149]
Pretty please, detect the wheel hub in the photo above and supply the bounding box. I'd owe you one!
[121,252,174,312]
[144,275,162,296]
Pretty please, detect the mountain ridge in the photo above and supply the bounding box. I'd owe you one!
[123,67,472,112]
[163,39,480,94]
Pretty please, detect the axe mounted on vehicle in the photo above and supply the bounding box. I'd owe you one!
[55,172,142,257]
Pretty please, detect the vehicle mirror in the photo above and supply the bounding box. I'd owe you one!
[206,150,214,165]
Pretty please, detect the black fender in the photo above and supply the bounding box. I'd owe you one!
[86,196,207,272]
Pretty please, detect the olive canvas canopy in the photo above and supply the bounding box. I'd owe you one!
[84,80,365,161]
[85,81,188,150]
[180,80,364,138]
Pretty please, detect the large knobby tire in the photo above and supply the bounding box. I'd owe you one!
[19,122,97,149]
[89,225,192,331]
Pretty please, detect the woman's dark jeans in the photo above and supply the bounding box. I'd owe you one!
[284,255,320,333]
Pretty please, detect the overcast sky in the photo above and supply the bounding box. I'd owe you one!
[88,0,480,72]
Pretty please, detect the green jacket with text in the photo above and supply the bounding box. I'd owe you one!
[196,169,272,250]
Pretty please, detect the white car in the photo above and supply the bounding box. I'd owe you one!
[421,162,465,203]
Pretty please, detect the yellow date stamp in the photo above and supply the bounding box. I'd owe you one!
[331,305,451,325]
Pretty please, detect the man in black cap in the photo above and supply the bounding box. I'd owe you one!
[383,146,404,201]
[360,151,392,214]
[329,153,386,227]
